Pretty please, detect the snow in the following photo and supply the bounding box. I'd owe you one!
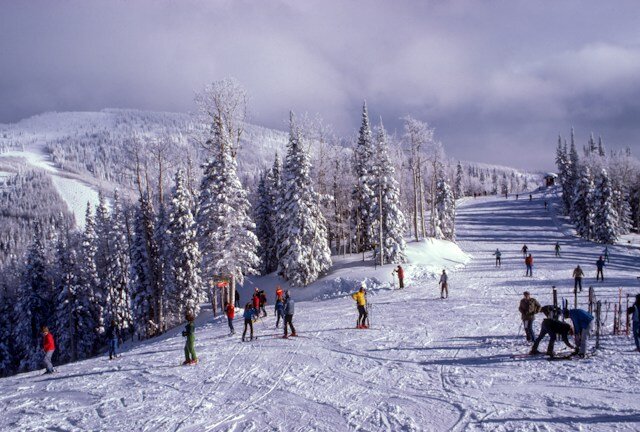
[2,190,640,431]
[0,149,100,229]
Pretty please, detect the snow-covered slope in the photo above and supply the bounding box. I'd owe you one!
[2,190,640,431]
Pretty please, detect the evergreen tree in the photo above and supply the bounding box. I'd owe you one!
[130,197,156,338]
[566,129,580,214]
[13,228,52,371]
[197,114,260,288]
[351,101,376,251]
[370,122,407,264]
[79,203,105,353]
[0,285,14,376]
[254,170,277,275]
[571,167,595,239]
[104,190,133,335]
[592,169,619,244]
[435,173,456,240]
[167,169,204,324]
[276,112,332,286]
[454,161,464,199]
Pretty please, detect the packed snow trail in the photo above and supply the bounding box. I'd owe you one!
[2,191,640,431]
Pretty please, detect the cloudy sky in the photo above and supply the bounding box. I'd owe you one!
[1,1,640,169]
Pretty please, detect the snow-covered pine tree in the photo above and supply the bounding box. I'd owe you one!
[167,169,203,324]
[197,114,260,292]
[565,129,580,214]
[454,161,464,199]
[12,227,52,371]
[435,171,456,240]
[571,167,595,239]
[592,169,619,244]
[370,121,407,264]
[612,182,632,236]
[104,190,133,335]
[276,112,332,286]
[79,203,105,354]
[266,155,282,271]
[94,191,110,284]
[491,169,498,194]
[0,284,14,376]
[500,173,509,195]
[254,170,277,275]
[351,101,376,252]
[130,196,155,339]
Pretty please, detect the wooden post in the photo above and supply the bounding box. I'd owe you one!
[574,286,578,309]
[595,300,601,350]
[626,294,630,336]
[211,281,218,318]
[613,303,618,335]
[552,286,559,320]
[619,288,623,336]
[588,286,594,313]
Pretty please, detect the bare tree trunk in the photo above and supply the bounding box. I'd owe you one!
[418,165,426,239]
[379,183,384,267]
[412,169,419,241]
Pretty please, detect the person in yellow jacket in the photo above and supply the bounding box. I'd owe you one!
[352,282,368,329]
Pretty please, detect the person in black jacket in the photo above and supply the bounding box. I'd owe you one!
[530,318,574,356]
[106,320,120,360]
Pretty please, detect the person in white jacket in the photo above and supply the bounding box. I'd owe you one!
[439,270,448,299]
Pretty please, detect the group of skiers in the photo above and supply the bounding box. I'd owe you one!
[231,287,296,342]
[518,291,596,358]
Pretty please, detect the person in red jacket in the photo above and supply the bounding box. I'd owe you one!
[252,288,261,313]
[525,254,533,277]
[392,265,405,289]
[41,326,56,374]
[224,301,235,335]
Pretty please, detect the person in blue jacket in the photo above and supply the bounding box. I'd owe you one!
[274,295,285,328]
[106,320,120,360]
[627,294,640,352]
[283,291,296,338]
[242,302,257,342]
[563,308,594,357]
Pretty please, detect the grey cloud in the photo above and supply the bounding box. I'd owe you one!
[1,0,640,169]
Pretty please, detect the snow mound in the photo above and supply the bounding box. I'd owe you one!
[238,238,470,303]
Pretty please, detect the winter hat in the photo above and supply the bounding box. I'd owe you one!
[360,281,366,289]
[523,291,530,296]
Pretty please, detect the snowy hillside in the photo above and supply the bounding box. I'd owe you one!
[2,189,639,431]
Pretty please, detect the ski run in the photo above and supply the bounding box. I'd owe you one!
[2,188,640,432]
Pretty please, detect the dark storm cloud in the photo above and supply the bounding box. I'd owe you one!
[1,0,640,169]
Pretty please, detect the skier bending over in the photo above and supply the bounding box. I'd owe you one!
[627,294,640,352]
[518,291,541,342]
[283,291,297,338]
[530,317,574,357]
[275,295,284,328]
[182,312,198,365]
[525,254,533,277]
[225,301,235,335]
[242,302,256,342]
[352,283,368,329]
[106,320,120,360]
[493,249,502,267]
[41,326,56,374]
[563,308,594,357]
[439,270,448,299]
[573,265,584,292]
[595,256,605,282]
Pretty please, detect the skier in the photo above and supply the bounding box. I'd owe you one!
[182,312,198,365]
[274,294,284,328]
[525,254,533,277]
[351,283,368,329]
[530,317,574,357]
[252,288,261,313]
[521,244,528,258]
[224,301,235,335]
[595,256,605,282]
[259,289,268,317]
[439,269,448,299]
[544,201,548,210]
[392,265,405,289]
[234,289,240,308]
[41,326,56,374]
[516,194,519,200]
[518,291,541,342]
[563,308,595,357]
[493,248,502,267]
[554,242,561,257]
[626,294,640,352]
[106,320,120,360]
[242,302,256,342]
[275,285,284,300]
[529,194,532,201]
[603,246,610,263]
[283,291,296,338]
[572,265,584,292]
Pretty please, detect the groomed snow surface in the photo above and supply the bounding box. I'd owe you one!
[2,191,640,431]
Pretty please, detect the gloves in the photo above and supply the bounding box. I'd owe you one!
[181,331,187,337]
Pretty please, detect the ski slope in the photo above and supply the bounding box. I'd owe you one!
[2,190,640,431]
